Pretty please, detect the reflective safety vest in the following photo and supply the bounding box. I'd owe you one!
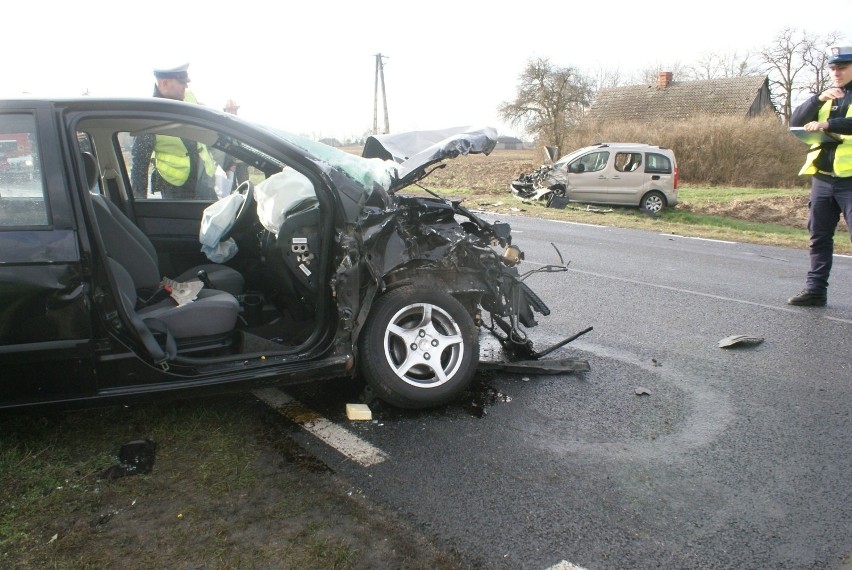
[153,90,216,187]
[799,99,852,177]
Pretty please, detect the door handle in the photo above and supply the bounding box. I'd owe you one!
[652,175,660,180]
[47,283,87,310]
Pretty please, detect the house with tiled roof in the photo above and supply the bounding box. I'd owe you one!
[586,72,776,121]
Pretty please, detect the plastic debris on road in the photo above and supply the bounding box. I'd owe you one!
[718,335,765,348]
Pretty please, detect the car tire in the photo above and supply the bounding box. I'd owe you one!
[358,285,479,409]
[640,190,666,214]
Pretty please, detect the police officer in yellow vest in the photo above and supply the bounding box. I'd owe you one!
[130,63,217,200]
[787,46,852,307]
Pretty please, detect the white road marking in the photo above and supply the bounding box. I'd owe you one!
[662,233,736,244]
[546,560,588,570]
[549,267,852,325]
[252,387,388,467]
[554,219,607,228]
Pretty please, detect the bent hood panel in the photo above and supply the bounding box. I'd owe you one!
[362,126,498,192]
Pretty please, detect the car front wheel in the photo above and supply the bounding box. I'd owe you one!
[640,190,666,214]
[359,286,479,409]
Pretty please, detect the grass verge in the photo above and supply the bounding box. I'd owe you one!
[0,393,465,569]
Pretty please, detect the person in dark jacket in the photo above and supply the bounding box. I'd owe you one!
[130,63,217,200]
[787,46,852,306]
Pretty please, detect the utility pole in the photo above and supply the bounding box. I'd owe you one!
[373,53,389,134]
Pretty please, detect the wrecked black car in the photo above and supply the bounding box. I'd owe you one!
[0,99,574,411]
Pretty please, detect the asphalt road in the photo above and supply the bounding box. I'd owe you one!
[282,215,852,570]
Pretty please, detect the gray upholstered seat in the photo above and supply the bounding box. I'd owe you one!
[83,152,245,296]
[108,258,238,340]
[83,152,239,341]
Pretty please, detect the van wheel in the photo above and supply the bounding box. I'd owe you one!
[358,286,479,409]
[640,191,666,214]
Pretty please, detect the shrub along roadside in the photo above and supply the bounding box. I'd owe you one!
[557,114,808,189]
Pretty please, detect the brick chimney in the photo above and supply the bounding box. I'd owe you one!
[658,71,673,88]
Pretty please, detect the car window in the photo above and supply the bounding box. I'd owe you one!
[120,128,255,201]
[645,152,673,174]
[571,151,609,173]
[0,113,47,226]
[614,152,642,172]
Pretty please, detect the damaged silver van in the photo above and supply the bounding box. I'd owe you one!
[0,98,576,411]
[511,142,679,213]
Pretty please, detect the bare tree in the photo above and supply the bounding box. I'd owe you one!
[684,50,760,80]
[587,64,629,91]
[498,58,594,155]
[801,30,845,96]
[757,27,847,124]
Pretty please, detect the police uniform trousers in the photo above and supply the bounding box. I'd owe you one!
[807,173,852,292]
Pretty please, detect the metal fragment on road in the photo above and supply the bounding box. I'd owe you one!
[478,357,591,375]
[635,387,652,396]
[718,335,765,348]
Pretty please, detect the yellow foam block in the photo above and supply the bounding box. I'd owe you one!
[346,403,372,421]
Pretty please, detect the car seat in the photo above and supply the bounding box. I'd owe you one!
[107,256,239,340]
[82,152,245,296]
[83,152,239,341]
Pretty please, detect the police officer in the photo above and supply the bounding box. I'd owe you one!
[130,63,217,200]
[787,46,852,307]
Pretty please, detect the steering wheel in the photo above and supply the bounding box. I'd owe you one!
[221,179,255,241]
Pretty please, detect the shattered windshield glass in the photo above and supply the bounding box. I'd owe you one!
[257,125,397,193]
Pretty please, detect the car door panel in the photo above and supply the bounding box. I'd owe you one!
[607,169,646,204]
[0,108,95,403]
[565,151,611,202]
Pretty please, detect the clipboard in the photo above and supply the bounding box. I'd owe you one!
[789,127,842,145]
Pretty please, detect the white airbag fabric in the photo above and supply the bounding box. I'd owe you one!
[255,168,317,237]
[199,191,244,262]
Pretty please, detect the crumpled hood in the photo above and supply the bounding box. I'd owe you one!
[362,126,498,192]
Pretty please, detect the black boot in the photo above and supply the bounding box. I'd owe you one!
[787,290,827,306]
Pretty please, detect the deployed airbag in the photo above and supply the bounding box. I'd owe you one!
[199,191,244,262]
[255,168,317,237]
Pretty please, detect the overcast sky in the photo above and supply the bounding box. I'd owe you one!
[4,1,849,139]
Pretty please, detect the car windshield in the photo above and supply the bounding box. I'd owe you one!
[257,124,396,194]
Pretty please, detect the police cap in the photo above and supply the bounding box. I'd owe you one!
[153,63,191,82]
[827,46,852,65]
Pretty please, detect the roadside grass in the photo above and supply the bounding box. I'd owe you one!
[676,185,806,203]
[0,394,462,569]
[419,184,852,254]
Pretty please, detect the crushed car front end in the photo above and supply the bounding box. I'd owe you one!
[316,127,579,407]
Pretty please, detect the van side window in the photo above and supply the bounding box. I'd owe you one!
[645,152,673,174]
[615,152,642,172]
[571,151,609,173]
[0,114,47,227]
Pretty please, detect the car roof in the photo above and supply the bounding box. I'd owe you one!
[0,97,499,196]
[554,142,674,164]
[587,142,672,151]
